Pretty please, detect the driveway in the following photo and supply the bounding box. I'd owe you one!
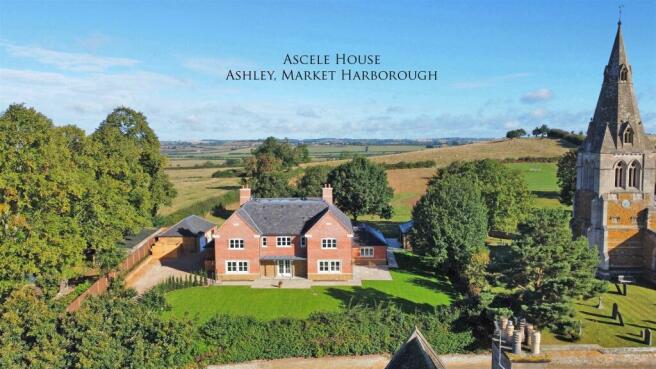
[125,249,210,294]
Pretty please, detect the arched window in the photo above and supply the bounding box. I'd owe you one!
[614,161,626,188]
[623,127,634,144]
[628,161,640,189]
[620,66,628,81]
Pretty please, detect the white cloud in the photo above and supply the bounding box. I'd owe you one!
[520,88,554,104]
[2,43,138,72]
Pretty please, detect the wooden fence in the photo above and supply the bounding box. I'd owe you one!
[66,229,160,313]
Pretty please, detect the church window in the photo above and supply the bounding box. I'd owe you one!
[629,216,637,224]
[614,162,626,188]
[623,127,633,144]
[620,66,628,81]
[628,161,640,188]
[610,216,620,224]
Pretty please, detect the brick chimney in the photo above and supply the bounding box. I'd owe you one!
[322,184,333,204]
[239,186,251,206]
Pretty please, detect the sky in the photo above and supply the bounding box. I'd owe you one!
[0,0,655,140]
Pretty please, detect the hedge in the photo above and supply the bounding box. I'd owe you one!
[199,304,475,363]
[383,160,436,170]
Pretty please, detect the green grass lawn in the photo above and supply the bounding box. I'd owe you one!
[542,282,656,347]
[505,162,569,209]
[163,253,456,323]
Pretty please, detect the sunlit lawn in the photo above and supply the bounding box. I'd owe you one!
[505,162,569,210]
[163,253,457,323]
[542,283,656,347]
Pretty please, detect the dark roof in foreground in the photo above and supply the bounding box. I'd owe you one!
[398,220,414,234]
[353,223,388,246]
[159,215,215,237]
[119,228,158,250]
[235,198,353,235]
[385,327,446,369]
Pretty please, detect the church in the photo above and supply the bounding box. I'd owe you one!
[574,20,656,284]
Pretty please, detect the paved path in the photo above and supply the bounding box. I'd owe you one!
[125,250,210,294]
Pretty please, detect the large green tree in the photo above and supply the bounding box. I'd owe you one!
[327,156,393,220]
[438,160,532,232]
[506,208,605,327]
[252,137,310,170]
[410,173,488,293]
[295,166,330,197]
[557,150,577,205]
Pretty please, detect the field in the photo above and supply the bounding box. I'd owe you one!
[505,162,569,209]
[542,283,656,347]
[159,167,240,218]
[163,253,455,322]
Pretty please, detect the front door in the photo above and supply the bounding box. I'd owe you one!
[277,260,292,278]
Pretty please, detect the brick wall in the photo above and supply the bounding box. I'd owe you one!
[215,212,261,280]
[306,212,353,280]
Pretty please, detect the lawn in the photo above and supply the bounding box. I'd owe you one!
[504,162,569,209]
[163,253,456,323]
[542,282,656,347]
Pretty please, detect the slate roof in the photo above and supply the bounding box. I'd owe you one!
[398,220,414,234]
[159,215,215,237]
[353,223,388,246]
[385,327,447,369]
[582,22,650,154]
[235,198,352,235]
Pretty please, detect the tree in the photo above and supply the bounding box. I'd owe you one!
[410,173,489,293]
[0,286,66,369]
[295,166,330,197]
[506,209,605,327]
[438,160,532,232]
[557,150,577,205]
[327,156,394,220]
[532,124,549,138]
[506,129,527,139]
[91,107,176,218]
[252,137,309,169]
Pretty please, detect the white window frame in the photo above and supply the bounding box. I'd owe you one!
[300,236,307,248]
[229,238,244,249]
[318,260,342,274]
[360,247,374,257]
[225,260,249,274]
[321,238,337,249]
[261,237,267,247]
[276,236,292,247]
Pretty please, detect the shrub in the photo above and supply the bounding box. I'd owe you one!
[211,168,244,178]
[161,191,238,225]
[199,304,476,363]
[383,160,436,170]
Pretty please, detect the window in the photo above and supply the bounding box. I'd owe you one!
[229,239,244,249]
[318,260,341,273]
[620,66,628,81]
[623,127,634,144]
[610,216,620,224]
[614,162,625,188]
[226,261,249,273]
[360,247,374,257]
[300,236,307,248]
[261,237,267,247]
[277,236,292,247]
[321,238,337,249]
[628,161,640,188]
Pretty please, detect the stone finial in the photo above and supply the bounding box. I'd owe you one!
[519,319,527,342]
[500,316,509,331]
[531,331,541,355]
[526,323,534,346]
[513,330,522,354]
[505,320,515,342]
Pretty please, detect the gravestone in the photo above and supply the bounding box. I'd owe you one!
[596,296,603,309]
[611,303,619,319]
[617,311,624,326]
[646,329,652,346]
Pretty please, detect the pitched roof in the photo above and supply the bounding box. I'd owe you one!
[159,215,215,237]
[582,22,649,154]
[353,223,388,246]
[385,327,447,369]
[398,220,414,234]
[235,198,352,236]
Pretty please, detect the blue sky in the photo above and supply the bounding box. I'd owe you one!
[0,0,655,140]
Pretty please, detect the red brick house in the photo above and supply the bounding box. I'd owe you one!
[214,185,388,281]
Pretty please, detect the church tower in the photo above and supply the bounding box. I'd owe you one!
[573,21,656,282]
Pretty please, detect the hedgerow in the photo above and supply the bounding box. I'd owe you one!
[199,304,475,363]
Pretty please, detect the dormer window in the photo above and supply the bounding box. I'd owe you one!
[623,126,633,144]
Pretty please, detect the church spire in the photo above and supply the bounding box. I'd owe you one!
[581,20,647,154]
